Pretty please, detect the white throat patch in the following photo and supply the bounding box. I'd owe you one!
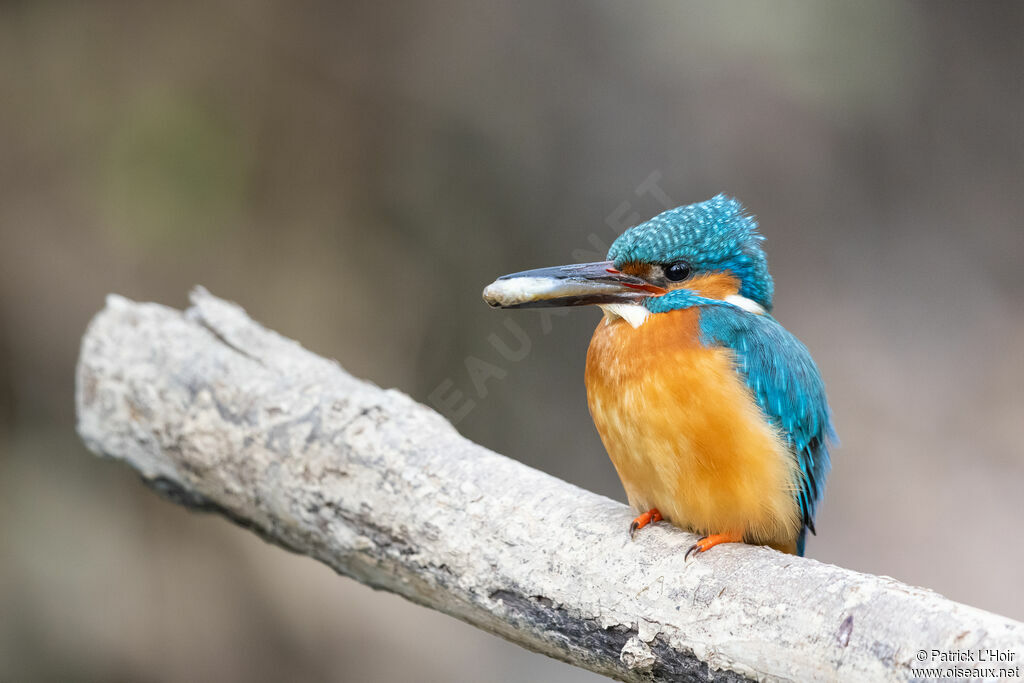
[599,303,650,329]
[599,296,763,328]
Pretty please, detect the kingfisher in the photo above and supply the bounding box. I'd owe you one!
[482,194,834,557]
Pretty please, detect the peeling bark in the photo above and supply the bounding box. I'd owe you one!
[75,288,1023,682]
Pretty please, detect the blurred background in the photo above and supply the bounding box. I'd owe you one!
[2,1,1022,681]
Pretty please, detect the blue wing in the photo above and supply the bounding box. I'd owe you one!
[697,303,836,555]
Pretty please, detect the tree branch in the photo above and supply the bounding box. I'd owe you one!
[75,288,1023,682]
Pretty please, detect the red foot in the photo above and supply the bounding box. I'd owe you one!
[685,531,744,560]
[629,508,663,539]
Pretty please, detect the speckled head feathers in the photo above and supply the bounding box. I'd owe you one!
[607,194,774,311]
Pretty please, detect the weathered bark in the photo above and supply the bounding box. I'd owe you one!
[75,288,1023,682]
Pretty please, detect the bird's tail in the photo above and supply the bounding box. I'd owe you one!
[796,525,808,557]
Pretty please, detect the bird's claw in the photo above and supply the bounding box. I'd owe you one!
[628,508,662,540]
[684,532,743,560]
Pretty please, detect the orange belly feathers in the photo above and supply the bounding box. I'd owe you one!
[585,306,802,553]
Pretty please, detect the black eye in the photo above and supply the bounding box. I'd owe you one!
[664,262,691,281]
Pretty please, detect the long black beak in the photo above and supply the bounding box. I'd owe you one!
[482,260,657,309]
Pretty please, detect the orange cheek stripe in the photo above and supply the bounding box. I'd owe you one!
[612,266,739,299]
[676,271,740,299]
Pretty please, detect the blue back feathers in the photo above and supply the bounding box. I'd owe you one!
[611,196,835,555]
[608,194,775,311]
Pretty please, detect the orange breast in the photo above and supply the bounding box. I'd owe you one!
[585,307,801,552]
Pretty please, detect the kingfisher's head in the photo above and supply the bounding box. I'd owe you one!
[483,194,773,324]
